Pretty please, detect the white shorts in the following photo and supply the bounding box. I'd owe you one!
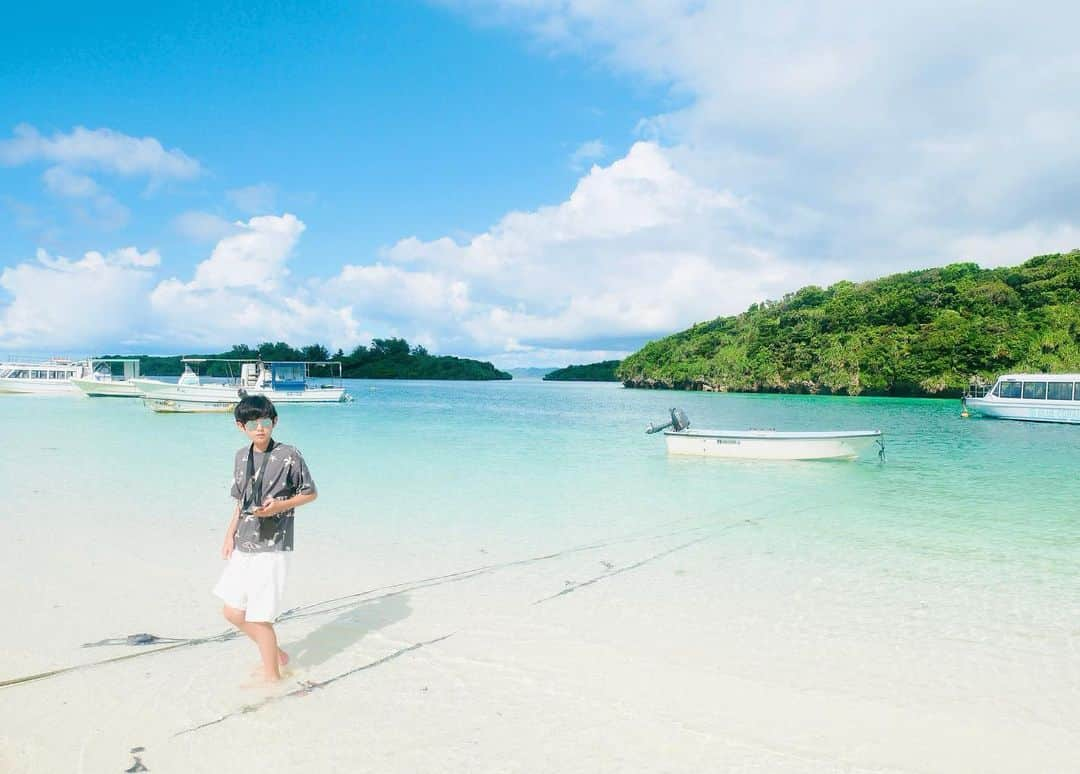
[213,550,290,623]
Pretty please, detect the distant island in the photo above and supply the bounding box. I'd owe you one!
[106,338,511,381]
[618,250,1080,397]
[508,367,555,379]
[543,360,622,381]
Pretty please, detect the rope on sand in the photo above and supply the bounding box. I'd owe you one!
[171,518,762,735]
[0,520,716,691]
[0,487,804,692]
[172,633,456,737]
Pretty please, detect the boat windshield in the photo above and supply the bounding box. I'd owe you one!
[178,366,201,386]
[997,380,1022,398]
[264,363,306,391]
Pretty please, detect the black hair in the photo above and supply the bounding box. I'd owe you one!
[234,394,278,423]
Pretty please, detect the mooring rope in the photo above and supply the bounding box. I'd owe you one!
[0,485,822,692]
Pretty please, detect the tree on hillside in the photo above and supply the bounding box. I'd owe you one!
[302,343,330,362]
[618,250,1080,397]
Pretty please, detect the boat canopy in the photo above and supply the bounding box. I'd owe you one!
[177,357,344,386]
[270,362,306,390]
[90,358,141,380]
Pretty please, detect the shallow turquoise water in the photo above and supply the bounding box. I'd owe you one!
[3,379,1077,639]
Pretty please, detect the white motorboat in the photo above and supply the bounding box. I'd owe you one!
[962,373,1080,424]
[0,359,87,394]
[71,358,147,397]
[646,409,883,461]
[136,358,348,412]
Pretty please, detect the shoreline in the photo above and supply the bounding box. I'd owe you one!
[620,378,968,399]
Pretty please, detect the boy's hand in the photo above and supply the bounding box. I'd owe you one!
[252,497,284,518]
[221,534,235,559]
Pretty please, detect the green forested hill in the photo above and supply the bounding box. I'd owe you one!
[617,251,1080,397]
[105,338,511,380]
[543,360,621,381]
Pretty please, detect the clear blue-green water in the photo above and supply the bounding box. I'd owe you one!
[3,379,1077,646]
[5,379,1078,561]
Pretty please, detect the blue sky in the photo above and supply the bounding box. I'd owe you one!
[1,1,662,272]
[2,2,1079,365]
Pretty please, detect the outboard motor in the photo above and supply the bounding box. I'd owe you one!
[646,408,690,434]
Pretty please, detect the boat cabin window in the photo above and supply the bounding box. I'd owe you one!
[998,381,1022,399]
[1022,381,1046,400]
[1075,383,1080,400]
[272,364,306,383]
[11,369,29,379]
[1046,382,1073,401]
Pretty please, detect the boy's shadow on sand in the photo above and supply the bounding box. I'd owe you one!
[284,594,412,669]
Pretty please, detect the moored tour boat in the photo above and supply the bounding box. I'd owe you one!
[71,358,148,398]
[962,373,1080,424]
[647,409,883,461]
[135,358,348,412]
[0,359,87,394]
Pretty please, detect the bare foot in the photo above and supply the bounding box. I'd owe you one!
[250,649,289,676]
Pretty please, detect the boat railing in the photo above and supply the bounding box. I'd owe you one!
[963,377,994,399]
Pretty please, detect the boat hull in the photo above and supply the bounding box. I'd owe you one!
[0,379,81,395]
[664,429,881,460]
[964,396,1080,424]
[70,378,142,397]
[143,397,239,413]
[135,380,347,408]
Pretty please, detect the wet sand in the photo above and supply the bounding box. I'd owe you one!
[2,509,1077,773]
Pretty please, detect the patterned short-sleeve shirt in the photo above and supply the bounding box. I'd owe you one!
[230,441,316,553]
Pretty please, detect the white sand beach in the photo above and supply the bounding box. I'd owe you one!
[3,503,1078,773]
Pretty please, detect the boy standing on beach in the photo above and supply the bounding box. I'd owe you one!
[213,395,317,681]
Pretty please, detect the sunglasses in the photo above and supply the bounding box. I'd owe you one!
[243,418,274,431]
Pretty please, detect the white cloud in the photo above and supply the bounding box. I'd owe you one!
[447,1,1080,277]
[102,246,161,268]
[363,141,849,361]
[226,183,277,214]
[149,280,361,350]
[186,213,305,290]
[949,225,1080,269]
[0,247,157,349]
[0,217,359,353]
[173,211,240,242]
[322,263,471,321]
[42,166,100,198]
[388,142,742,275]
[3,125,199,234]
[570,138,607,170]
[41,164,130,231]
[0,124,201,180]
[149,213,362,350]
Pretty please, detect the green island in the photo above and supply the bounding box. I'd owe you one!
[543,360,622,382]
[618,250,1080,397]
[107,338,511,380]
